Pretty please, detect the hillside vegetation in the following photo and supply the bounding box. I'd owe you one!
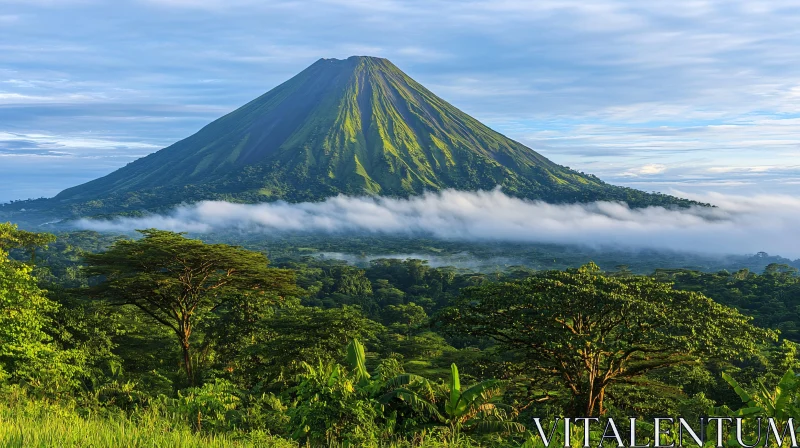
[4,223,800,447]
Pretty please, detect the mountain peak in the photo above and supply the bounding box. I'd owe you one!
[313,55,390,66]
[322,55,388,61]
[311,56,397,75]
[52,57,697,214]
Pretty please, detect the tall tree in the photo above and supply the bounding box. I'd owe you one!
[84,229,297,384]
[437,263,776,416]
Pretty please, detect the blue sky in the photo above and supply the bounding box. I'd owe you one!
[2,0,800,203]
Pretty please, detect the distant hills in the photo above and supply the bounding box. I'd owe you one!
[17,56,701,218]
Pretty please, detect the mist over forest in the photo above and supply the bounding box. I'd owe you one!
[70,188,800,261]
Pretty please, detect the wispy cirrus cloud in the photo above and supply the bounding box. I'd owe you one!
[0,131,159,153]
[0,92,105,104]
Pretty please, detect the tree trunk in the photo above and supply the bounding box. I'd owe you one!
[179,331,194,386]
[569,387,606,417]
[597,387,606,416]
[567,392,591,417]
[586,376,596,416]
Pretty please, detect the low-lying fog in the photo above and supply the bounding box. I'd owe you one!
[76,188,800,258]
[313,251,526,270]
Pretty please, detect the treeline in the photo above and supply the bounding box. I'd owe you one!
[2,223,800,447]
[657,266,800,341]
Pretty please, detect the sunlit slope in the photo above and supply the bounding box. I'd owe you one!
[54,56,695,212]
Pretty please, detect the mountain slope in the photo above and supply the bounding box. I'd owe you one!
[52,56,696,215]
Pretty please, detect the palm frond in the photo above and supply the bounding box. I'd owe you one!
[380,388,444,420]
[346,339,370,386]
[774,368,798,419]
[721,372,757,408]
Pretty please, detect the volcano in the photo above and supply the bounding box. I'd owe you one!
[52,56,695,215]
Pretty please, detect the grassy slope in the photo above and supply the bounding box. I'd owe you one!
[0,401,486,448]
[0,408,293,448]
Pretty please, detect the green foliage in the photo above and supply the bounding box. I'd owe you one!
[661,267,800,342]
[172,379,243,433]
[222,303,383,387]
[383,361,525,437]
[716,368,800,418]
[437,262,776,416]
[384,302,428,336]
[0,223,83,395]
[288,361,381,446]
[347,338,371,387]
[0,246,57,379]
[0,223,56,264]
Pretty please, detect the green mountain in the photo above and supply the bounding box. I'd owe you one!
[52,56,696,215]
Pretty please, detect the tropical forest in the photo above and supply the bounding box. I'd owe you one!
[1,222,799,447]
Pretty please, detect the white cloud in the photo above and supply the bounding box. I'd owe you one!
[0,92,104,104]
[76,189,800,257]
[623,164,667,176]
[396,46,453,61]
[137,0,241,8]
[0,0,94,4]
[0,131,158,149]
[707,165,799,174]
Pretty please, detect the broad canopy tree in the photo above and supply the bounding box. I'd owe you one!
[84,229,298,384]
[437,263,776,416]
